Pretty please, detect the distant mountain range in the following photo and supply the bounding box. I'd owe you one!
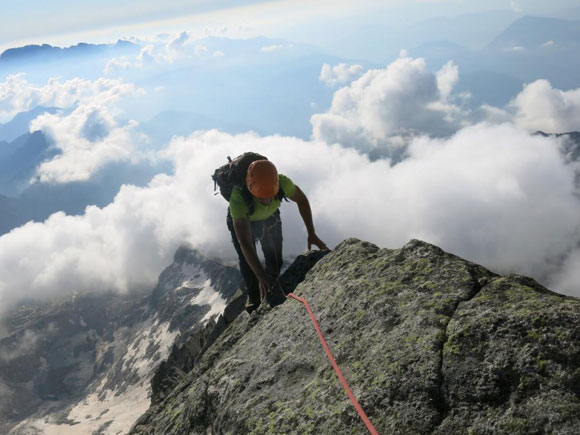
[0,40,138,63]
[408,15,580,94]
[0,131,56,196]
[487,16,580,49]
[0,106,58,143]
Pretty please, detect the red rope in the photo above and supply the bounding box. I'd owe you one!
[286,292,379,435]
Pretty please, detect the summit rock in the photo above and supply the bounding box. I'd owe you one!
[131,238,580,434]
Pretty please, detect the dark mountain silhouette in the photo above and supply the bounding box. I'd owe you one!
[0,40,137,64]
[0,131,56,196]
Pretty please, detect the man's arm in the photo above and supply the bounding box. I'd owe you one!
[289,185,328,251]
[232,217,276,300]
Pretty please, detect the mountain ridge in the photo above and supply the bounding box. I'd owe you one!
[131,238,580,434]
[0,40,137,63]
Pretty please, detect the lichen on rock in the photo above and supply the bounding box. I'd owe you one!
[130,238,580,435]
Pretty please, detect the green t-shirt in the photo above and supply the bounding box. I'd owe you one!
[229,174,296,221]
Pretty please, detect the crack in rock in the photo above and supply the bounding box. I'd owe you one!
[432,271,498,430]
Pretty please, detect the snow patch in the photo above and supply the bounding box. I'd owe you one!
[190,279,227,323]
[121,318,178,378]
[16,382,150,435]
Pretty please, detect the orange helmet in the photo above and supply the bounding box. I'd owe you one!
[246,160,279,199]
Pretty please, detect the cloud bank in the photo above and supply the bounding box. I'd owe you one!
[0,75,138,122]
[1,123,580,317]
[2,49,580,319]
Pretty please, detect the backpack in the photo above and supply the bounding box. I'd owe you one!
[212,152,287,215]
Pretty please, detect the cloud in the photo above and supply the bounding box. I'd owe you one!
[510,79,580,133]
[541,40,554,48]
[1,125,580,317]
[260,44,287,53]
[104,57,133,75]
[14,76,147,184]
[103,31,230,72]
[504,46,525,52]
[510,0,523,13]
[194,45,209,56]
[435,61,459,101]
[311,56,463,155]
[319,63,364,87]
[0,330,41,362]
[0,75,138,122]
[30,105,143,183]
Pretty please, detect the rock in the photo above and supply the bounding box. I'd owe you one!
[130,238,580,434]
[149,250,330,405]
[0,245,244,435]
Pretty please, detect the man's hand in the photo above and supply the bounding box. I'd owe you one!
[258,274,278,301]
[308,233,328,251]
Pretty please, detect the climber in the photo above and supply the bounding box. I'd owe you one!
[213,153,327,314]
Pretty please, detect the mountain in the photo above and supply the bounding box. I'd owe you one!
[131,239,580,434]
[0,107,59,143]
[486,16,580,50]
[0,40,137,64]
[481,16,580,89]
[401,10,518,51]
[0,131,56,196]
[455,70,524,107]
[0,246,244,434]
[0,194,21,234]
[0,131,167,236]
[405,15,580,99]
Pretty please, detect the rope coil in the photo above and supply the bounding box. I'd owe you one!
[286,292,379,435]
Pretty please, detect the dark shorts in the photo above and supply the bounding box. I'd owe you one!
[227,210,283,308]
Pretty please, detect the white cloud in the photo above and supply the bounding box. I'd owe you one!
[16,77,147,184]
[104,57,133,75]
[319,63,364,87]
[510,79,580,133]
[510,0,523,13]
[194,44,209,56]
[30,105,142,183]
[311,56,463,154]
[436,61,459,101]
[0,75,138,122]
[504,46,525,52]
[260,44,285,52]
[168,31,189,51]
[1,125,580,316]
[541,40,554,48]
[103,32,229,72]
[137,44,157,64]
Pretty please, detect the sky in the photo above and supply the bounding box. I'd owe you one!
[1,0,580,320]
[1,0,577,54]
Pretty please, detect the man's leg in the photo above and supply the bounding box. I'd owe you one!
[226,213,261,313]
[259,210,283,279]
[257,210,285,305]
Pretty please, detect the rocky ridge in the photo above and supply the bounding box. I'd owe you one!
[131,238,580,434]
